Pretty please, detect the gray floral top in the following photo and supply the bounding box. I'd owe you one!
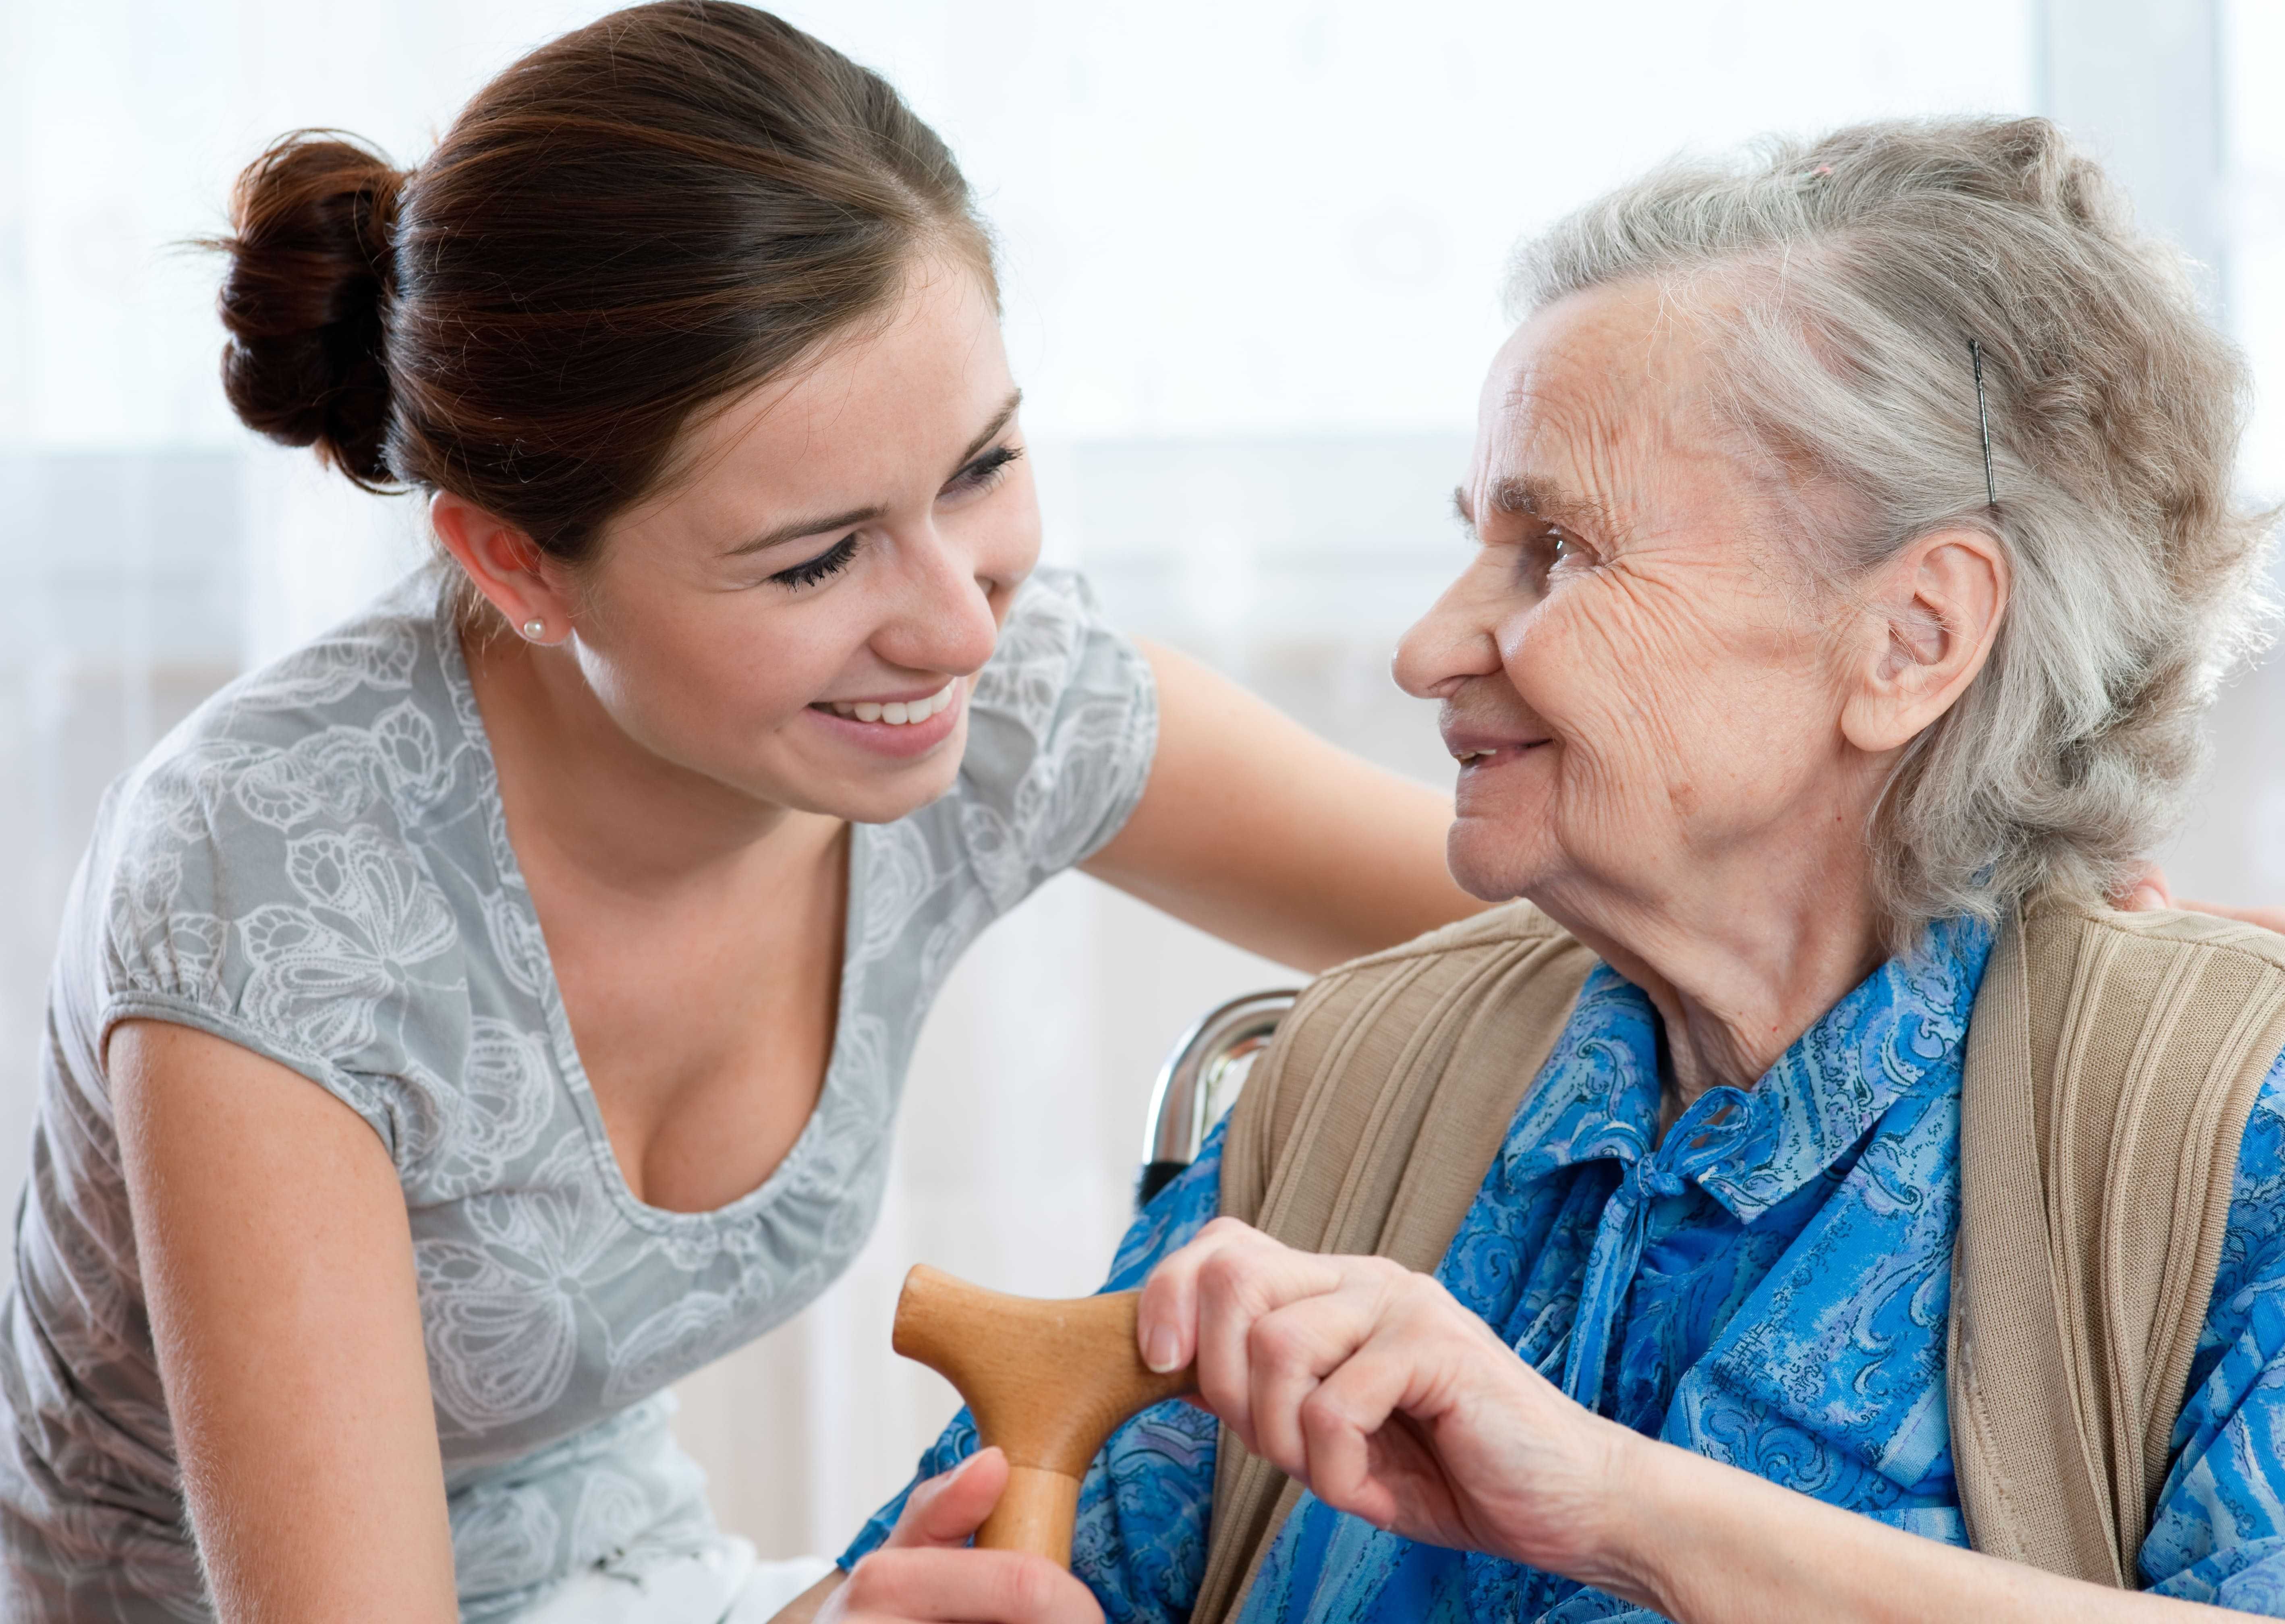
[0,565,1157,1622]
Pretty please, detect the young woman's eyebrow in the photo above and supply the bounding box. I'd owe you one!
[955,389,1023,468]
[724,389,1025,559]
[726,503,886,558]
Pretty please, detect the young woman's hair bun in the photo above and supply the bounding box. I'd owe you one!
[210,4,995,563]
[215,132,406,490]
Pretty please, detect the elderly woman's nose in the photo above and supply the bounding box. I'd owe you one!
[1393,580,1505,700]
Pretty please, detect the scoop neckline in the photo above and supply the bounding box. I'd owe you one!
[430,575,871,1234]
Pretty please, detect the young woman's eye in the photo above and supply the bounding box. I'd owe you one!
[769,534,859,589]
[947,443,1022,495]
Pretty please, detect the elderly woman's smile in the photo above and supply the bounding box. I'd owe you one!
[1396,277,2010,1107]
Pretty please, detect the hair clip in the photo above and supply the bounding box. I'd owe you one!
[1968,338,1998,509]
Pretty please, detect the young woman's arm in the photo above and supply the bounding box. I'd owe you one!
[1082,641,1485,972]
[109,1020,458,1623]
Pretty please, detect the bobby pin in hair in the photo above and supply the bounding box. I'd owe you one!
[1968,338,1998,509]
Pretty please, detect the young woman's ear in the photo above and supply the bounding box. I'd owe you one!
[1838,528,2009,755]
[429,493,580,645]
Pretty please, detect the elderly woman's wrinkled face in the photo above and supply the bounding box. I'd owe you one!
[1395,283,1880,918]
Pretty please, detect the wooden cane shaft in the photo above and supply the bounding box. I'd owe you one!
[975,1465,1083,1561]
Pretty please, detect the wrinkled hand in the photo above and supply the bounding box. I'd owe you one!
[2117,867,2285,935]
[820,1448,1103,1624]
[1136,1218,1635,1578]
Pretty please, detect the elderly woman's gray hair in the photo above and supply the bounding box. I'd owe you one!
[1510,116,2272,946]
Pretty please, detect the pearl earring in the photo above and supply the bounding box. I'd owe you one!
[521,618,546,641]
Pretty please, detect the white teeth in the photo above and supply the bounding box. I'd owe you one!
[828,680,958,726]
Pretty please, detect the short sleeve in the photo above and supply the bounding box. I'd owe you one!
[950,568,1159,916]
[2140,1046,2285,1612]
[838,1123,1226,1624]
[90,657,467,1168]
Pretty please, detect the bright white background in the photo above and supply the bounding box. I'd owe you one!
[0,0,2275,1564]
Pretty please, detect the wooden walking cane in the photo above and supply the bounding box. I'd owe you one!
[892,1265,1198,1566]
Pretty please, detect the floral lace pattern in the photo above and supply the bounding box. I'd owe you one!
[850,917,2285,1620]
[0,566,1157,1621]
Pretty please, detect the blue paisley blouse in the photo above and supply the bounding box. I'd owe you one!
[847,918,2285,1618]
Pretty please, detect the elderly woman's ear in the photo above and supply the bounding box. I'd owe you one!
[1835,527,2009,756]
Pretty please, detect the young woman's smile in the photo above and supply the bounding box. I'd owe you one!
[807,676,966,758]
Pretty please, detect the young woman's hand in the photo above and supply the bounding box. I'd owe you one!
[1133,1218,1638,1582]
[796,1449,1103,1624]
[2117,867,2285,934]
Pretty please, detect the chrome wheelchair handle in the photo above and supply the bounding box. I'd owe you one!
[1136,988,1298,1207]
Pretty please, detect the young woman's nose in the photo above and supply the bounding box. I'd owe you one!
[876,526,1007,677]
[1393,573,1506,700]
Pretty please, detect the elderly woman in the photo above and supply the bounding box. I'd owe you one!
[800,116,2285,1624]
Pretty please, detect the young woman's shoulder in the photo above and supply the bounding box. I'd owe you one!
[75,569,480,1158]
[947,566,1159,912]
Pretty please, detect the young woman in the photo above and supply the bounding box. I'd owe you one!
[0,6,1478,1619]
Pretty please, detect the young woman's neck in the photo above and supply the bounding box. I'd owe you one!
[464,627,840,897]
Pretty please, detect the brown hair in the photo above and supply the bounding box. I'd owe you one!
[215,1,994,561]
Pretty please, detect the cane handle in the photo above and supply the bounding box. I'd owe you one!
[892,1264,1197,1566]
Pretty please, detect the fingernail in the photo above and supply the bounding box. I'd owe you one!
[2132,884,2165,911]
[1143,1325,1180,1373]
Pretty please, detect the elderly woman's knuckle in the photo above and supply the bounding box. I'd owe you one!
[1364,1262,1421,1313]
[1299,1381,1356,1438]
[1366,1257,1416,1294]
[1410,1272,1456,1312]
[1198,1248,1253,1298]
[1248,1313,1303,1366]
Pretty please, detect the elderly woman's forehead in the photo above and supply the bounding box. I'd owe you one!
[1491,284,1704,420]
[1475,285,1715,494]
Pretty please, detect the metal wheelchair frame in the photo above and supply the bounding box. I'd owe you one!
[1135,988,1299,1208]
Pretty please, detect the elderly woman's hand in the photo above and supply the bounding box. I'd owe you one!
[1135,1221,2273,1624]
[1135,1218,1641,1584]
